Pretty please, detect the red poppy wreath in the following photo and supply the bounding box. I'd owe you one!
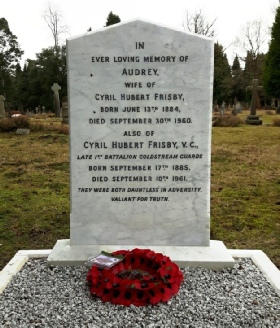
[87,248,184,306]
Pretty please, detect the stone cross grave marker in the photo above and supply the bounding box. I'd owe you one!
[0,95,5,119]
[51,83,61,117]
[245,79,263,125]
[48,19,234,268]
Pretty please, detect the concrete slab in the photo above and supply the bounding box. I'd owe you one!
[47,239,235,269]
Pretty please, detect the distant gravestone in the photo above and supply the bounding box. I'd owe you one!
[233,97,237,112]
[213,100,219,112]
[271,98,280,113]
[0,95,5,118]
[51,83,61,117]
[16,128,30,135]
[235,101,242,113]
[48,19,234,268]
[232,97,242,115]
[61,96,68,124]
[220,101,226,116]
[246,79,263,125]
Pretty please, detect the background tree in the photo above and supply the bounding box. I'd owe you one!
[231,55,245,101]
[242,51,266,105]
[243,51,266,83]
[105,12,121,27]
[263,4,280,98]
[183,9,216,37]
[235,20,268,60]
[43,2,68,55]
[12,46,67,112]
[12,63,26,110]
[234,19,267,80]
[25,45,67,111]
[0,18,23,100]
[41,3,68,112]
[213,43,232,103]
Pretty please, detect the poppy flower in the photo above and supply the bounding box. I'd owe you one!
[87,248,183,306]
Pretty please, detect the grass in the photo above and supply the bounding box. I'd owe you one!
[0,113,280,270]
[213,108,279,126]
[238,108,278,125]
[0,123,70,269]
[211,125,280,267]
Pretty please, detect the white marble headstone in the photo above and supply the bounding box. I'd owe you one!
[68,19,213,247]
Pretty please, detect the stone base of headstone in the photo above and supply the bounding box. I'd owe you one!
[245,115,262,125]
[47,239,235,269]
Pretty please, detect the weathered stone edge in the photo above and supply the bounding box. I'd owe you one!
[0,250,51,294]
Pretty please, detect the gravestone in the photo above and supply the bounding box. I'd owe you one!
[51,83,61,118]
[16,128,30,135]
[0,95,5,119]
[220,101,226,116]
[61,96,68,124]
[48,19,234,268]
[232,97,242,115]
[271,98,280,113]
[235,101,242,113]
[246,79,263,125]
[213,100,219,112]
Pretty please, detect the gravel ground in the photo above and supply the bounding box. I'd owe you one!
[0,258,279,328]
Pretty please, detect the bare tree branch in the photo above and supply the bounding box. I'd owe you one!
[183,9,216,37]
[234,19,268,61]
[43,2,68,52]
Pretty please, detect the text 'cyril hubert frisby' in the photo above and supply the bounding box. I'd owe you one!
[83,141,181,149]
[94,93,184,101]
